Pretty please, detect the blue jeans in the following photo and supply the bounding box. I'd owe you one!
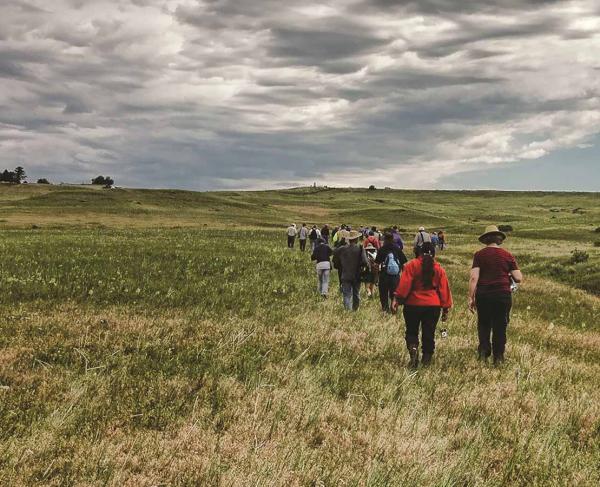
[317,269,330,295]
[341,280,361,311]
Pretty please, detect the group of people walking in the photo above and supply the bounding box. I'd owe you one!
[286,223,522,367]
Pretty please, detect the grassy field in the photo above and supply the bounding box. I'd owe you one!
[0,184,599,486]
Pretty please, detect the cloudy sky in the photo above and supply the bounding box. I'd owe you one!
[1,0,599,191]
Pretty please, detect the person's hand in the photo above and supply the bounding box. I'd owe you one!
[441,309,449,322]
[391,299,399,314]
[468,296,476,314]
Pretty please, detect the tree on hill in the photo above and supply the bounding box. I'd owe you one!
[14,166,26,183]
[368,185,376,190]
[91,176,115,186]
[0,166,27,184]
[37,178,51,184]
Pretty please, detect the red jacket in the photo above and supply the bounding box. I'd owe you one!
[394,257,453,308]
[363,236,381,249]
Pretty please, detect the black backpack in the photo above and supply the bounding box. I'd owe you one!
[310,229,318,240]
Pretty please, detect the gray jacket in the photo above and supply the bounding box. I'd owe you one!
[414,230,431,248]
[333,243,370,282]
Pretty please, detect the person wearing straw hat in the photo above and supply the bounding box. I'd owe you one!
[332,229,350,294]
[333,230,370,311]
[469,225,523,365]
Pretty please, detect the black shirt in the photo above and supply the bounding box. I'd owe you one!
[376,243,408,269]
[311,243,333,263]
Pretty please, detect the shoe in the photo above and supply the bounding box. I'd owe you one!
[421,353,433,366]
[493,354,505,366]
[477,349,489,362]
[408,346,419,369]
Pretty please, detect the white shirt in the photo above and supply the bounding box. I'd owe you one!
[287,226,297,236]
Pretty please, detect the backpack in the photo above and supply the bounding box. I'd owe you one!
[385,253,400,276]
[310,229,318,240]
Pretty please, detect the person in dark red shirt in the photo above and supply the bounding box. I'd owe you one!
[392,242,453,367]
[469,225,523,364]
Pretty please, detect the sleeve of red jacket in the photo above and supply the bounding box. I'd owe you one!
[437,267,453,309]
[394,263,413,299]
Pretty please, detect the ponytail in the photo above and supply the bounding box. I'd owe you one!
[419,242,436,288]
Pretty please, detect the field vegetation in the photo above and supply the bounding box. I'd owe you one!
[0,184,599,485]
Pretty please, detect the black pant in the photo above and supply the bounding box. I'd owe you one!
[299,239,306,251]
[287,236,295,248]
[476,294,512,358]
[403,305,441,354]
[379,273,400,312]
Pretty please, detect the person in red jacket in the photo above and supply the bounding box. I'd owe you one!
[363,230,381,250]
[391,242,452,367]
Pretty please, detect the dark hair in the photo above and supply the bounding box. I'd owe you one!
[371,226,377,231]
[369,231,374,236]
[481,234,504,245]
[383,232,394,243]
[419,242,436,288]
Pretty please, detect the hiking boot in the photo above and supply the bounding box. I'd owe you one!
[477,349,489,362]
[421,353,433,366]
[493,354,505,366]
[408,346,419,369]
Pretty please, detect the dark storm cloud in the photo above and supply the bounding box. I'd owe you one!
[267,26,388,62]
[0,0,599,189]
[361,0,565,15]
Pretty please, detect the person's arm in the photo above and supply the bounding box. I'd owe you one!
[468,267,480,312]
[391,265,412,312]
[332,248,340,269]
[511,269,523,283]
[361,248,370,269]
[438,267,453,321]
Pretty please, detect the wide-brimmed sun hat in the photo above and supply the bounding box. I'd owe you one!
[337,230,350,240]
[347,230,361,241]
[479,225,507,243]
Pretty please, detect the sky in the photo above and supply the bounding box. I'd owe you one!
[1,0,599,191]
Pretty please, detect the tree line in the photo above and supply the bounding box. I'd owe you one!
[0,166,27,184]
[0,166,115,186]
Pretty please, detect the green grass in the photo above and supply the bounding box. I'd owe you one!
[0,184,599,486]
